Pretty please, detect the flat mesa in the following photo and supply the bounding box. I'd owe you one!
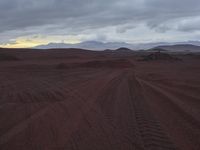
[0,48,200,150]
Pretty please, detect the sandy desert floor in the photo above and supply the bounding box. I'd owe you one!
[0,49,200,150]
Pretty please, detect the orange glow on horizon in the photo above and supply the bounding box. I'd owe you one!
[0,36,81,48]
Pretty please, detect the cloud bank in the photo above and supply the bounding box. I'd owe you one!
[1,0,200,47]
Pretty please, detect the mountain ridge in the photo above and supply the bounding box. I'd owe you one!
[33,41,200,51]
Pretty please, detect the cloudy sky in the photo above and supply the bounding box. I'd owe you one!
[1,0,200,48]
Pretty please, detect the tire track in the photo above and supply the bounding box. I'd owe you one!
[95,69,145,150]
[138,79,200,130]
[0,69,130,149]
[0,67,178,149]
[128,73,177,150]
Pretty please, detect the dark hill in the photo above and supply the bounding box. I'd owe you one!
[115,47,133,52]
[142,52,180,61]
[154,44,200,52]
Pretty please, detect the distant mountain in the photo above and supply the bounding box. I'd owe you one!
[176,41,200,46]
[154,44,200,52]
[34,40,200,51]
[34,41,134,50]
[134,41,200,50]
[34,41,170,50]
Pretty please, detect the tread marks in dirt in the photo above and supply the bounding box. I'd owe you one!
[128,74,177,150]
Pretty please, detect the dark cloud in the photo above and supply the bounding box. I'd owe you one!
[1,0,200,44]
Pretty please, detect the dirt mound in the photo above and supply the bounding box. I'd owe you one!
[81,59,134,68]
[142,52,181,61]
[0,53,19,61]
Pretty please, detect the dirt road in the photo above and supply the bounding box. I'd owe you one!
[0,50,200,150]
[0,67,179,150]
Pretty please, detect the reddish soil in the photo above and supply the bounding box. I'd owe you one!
[0,48,200,150]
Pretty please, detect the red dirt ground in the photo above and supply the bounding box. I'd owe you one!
[0,49,200,150]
